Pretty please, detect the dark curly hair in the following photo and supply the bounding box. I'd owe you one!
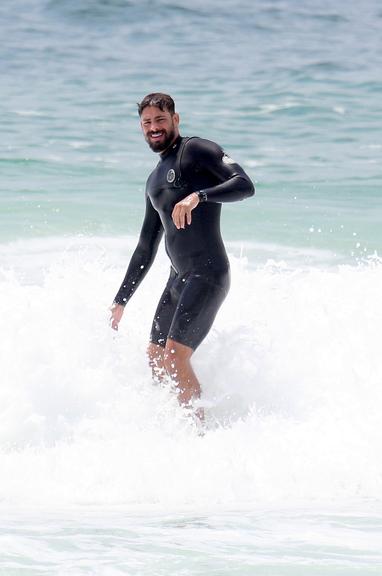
[137,93,175,116]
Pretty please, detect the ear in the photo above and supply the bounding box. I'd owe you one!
[173,112,180,127]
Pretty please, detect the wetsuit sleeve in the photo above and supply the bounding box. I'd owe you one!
[113,193,163,306]
[186,138,255,203]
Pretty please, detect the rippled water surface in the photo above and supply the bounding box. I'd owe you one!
[1,1,382,573]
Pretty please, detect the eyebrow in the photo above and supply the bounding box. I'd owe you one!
[142,114,167,122]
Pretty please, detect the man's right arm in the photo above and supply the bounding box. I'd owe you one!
[112,193,163,309]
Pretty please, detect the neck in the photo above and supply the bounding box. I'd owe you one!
[159,133,181,157]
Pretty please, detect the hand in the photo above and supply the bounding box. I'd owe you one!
[172,192,199,230]
[109,303,125,331]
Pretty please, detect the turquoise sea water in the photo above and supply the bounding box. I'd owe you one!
[2,0,382,260]
[1,1,382,574]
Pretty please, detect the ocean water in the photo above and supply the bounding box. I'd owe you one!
[1,0,382,573]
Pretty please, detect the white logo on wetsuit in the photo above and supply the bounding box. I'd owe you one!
[222,154,236,165]
[167,169,176,183]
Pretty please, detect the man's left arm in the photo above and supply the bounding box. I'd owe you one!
[190,137,255,203]
[171,138,255,229]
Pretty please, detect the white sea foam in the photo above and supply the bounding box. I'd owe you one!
[0,237,382,510]
[259,102,300,114]
[68,141,93,149]
[13,110,47,117]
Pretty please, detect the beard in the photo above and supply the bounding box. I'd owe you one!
[145,126,177,153]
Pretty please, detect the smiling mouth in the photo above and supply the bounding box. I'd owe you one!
[149,131,165,139]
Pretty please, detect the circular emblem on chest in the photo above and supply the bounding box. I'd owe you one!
[166,169,176,183]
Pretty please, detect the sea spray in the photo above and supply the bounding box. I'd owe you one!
[1,237,382,509]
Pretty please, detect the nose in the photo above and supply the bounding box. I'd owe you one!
[150,120,161,132]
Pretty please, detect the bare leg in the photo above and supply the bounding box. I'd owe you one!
[146,342,165,382]
[147,339,204,422]
[163,338,204,420]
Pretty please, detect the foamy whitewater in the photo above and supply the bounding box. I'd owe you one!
[2,0,382,572]
[1,238,382,572]
[1,236,382,506]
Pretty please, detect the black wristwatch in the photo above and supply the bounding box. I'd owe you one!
[197,190,208,203]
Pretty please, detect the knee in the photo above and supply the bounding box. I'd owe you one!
[163,340,192,377]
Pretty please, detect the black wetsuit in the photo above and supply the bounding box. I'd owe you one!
[114,135,254,349]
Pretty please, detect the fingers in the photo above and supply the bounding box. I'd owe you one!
[109,303,124,331]
[109,311,119,331]
[172,205,191,229]
[172,193,199,229]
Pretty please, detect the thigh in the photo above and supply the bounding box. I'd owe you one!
[150,268,181,347]
[168,274,229,351]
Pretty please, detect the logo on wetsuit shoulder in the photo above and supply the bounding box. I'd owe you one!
[222,154,236,165]
[166,169,176,183]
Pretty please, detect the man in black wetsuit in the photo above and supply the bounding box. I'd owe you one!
[110,93,254,416]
